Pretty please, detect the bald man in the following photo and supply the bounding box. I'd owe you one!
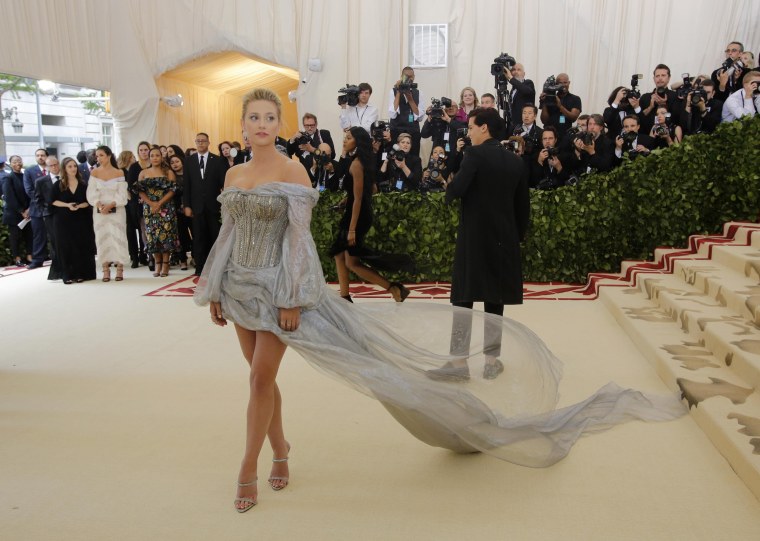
[502,62,536,133]
[539,72,582,139]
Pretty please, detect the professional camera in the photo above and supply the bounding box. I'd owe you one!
[655,87,667,98]
[502,136,523,154]
[537,177,561,190]
[566,174,580,186]
[294,133,312,146]
[566,126,582,139]
[387,144,406,163]
[621,131,638,148]
[654,124,670,137]
[429,97,453,121]
[624,73,643,100]
[456,127,471,147]
[490,52,517,76]
[338,84,360,106]
[546,146,560,158]
[676,73,694,99]
[427,155,446,180]
[397,76,418,92]
[721,58,745,77]
[579,131,594,146]
[690,87,708,106]
[371,120,389,143]
[543,75,564,96]
[313,148,331,167]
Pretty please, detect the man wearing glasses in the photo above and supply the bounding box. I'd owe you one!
[183,132,228,276]
[286,113,335,171]
[712,41,749,101]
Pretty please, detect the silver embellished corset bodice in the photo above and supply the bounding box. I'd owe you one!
[223,191,289,268]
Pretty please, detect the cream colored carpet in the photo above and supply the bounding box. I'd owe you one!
[2,265,760,541]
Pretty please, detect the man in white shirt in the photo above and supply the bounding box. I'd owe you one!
[722,71,760,123]
[388,67,425,158]
[339,82,378,133]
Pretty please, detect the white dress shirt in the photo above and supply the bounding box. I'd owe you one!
[339,104,379,132]
[722,88,759,123]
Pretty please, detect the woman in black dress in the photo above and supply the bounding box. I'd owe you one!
[169,153,191,270]
[329,127,410,302]
[51,157,96,283]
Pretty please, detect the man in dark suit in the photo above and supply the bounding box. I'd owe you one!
[287,113,335,171]
[76,150,91,182]
[504,63,536,133]
[638,64,681,135]
[183,132,228,276]
[613,114,656,167]
[23,148,49,268]
[573,114,615,173]
[428,107,530,381]
[35,156,62,279]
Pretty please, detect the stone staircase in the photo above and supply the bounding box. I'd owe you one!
[599,222,760,500]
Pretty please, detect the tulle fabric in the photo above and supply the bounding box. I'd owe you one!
[195,182,686,467]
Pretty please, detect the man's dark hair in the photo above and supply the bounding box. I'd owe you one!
[623,114,640,124]
[358,82,373,94]
[196,132,209,140]
[401,66,413,73]
[588,113,605,128]
[76,150,87,163]
[701,79,715,89]
[578,114,590,122]
[653,64,671,77]
[729,41,745,52]
[36,148,49,157]
[302,113,318,124]
[481,93,496,101]
[467,107,502,138]
[542,126,558,140]
[522,104,538,115]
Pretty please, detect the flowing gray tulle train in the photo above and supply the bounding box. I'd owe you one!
[195,182,686,468]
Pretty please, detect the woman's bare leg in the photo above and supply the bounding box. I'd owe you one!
[334,252,351,296]
[345,253,391,290]
[233,327,288,509]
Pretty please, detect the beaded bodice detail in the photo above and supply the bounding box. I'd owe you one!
[223,191,289,268]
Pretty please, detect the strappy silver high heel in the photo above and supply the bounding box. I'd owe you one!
[234,478,257,513]
[269,444,290,491]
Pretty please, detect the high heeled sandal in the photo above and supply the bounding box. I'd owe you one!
[388,282,411,302]
[102,263,111,282]
[234,478,258,513]
[115,263,124,281]
[152,256,160,277]
[269,444,290,491]
[341,294,354,303]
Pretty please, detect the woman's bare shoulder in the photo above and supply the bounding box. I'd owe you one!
[283,158,311,188]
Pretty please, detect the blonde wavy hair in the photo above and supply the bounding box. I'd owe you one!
[459,87,479,109]
[241,88,282,119]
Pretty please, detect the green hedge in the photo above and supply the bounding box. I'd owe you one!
[2,116,758,282]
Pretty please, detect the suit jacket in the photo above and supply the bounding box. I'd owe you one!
[23,164,46,217]
[233,149,252,165]
[287,129,335,169]
[508,78,536,131]
[578,134,614,173]
[638,89,680,134]
[445,138,530,305]
[612,132,656,167]
[183,152,228,215]
[34,174,57,217]
[78,163,91,183]
[2,171,30,225]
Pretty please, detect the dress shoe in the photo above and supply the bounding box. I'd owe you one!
[130,259,139,269]
[426,363,470,382]
[483,359,505,380]
[26,262,43,269]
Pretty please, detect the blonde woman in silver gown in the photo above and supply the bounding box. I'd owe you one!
[86,146,130,281]
[195,89,685,513]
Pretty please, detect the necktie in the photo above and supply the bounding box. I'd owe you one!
[199,155,205,178]
[42,168,47,176]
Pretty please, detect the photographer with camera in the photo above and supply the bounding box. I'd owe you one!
[503,63,536,133]
[572,114,613,173]
[421,98,467,155]
[388,67,425,158]
[539,73,582,140]
[534,127,571,190]
[603,78,643,141]
[287,113,336,170]
[712,41,750,102]
[682,79,723,135]
[420,145,450,193]
[513,104,543,171]
[722,70,760,123]
[378,133,422,192]
[638,64,680,135]
[309,142,343,192]
[650,105,683,148]
[339,82,378,133]
[613,114,655,167]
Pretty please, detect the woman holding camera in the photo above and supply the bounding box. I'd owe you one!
[379,133,422,192]
[330,127,410,303]
[421,145,450,191]
[650,105,682,148]
[87,145,130,281]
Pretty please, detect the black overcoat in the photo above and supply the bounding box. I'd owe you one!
[445,138,530,305]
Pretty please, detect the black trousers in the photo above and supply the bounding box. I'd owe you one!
[176,213,192,263]
[8,223,33,261]
[192,207,221,274]
[30,216,48,263]
[449,301,505,358]
[125,201,144,261]
[43,215,61,279]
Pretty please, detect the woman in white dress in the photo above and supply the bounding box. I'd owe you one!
[86,146,130,281]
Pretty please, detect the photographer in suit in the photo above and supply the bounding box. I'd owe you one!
[503,63,536,133]
[682,79,723,135]
[513,104,543,174]
[388,66,425,158]
[638,64,680,135]
[287,113,335,170]
[613,114,655,167]
[378,133,422,192]
[603,86,643,141]
[712,41,750,101]
[427,107,529,381]
[309,142,343,192]
[421,99,466,155]
[183,132,228,276]
[573,114,614,173]
[533,127,572,189]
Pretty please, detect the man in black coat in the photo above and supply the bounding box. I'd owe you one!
[428,108,530,381]
[35,156,62,279]
[183,132,228,276]
[286,113,335,171]
[504,63,536,133]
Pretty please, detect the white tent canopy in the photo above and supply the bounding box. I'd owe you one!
[4,0,758,152]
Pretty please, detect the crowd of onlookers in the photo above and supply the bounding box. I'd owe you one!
[1,40,757,279]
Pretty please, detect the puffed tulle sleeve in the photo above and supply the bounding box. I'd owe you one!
[272,189,325,310]
[193,202,235,305]
[115,179,129,206]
